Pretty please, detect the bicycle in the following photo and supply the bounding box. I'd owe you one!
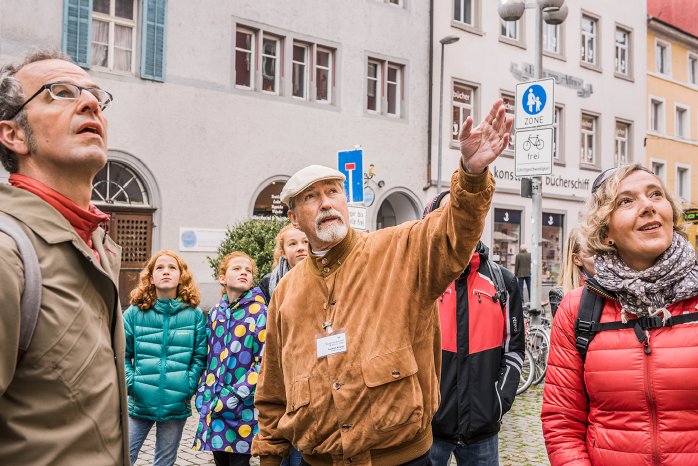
[517,347,536,395]
[522,134,545,151]
[521,303,551,387]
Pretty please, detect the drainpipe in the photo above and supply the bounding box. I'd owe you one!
[424,0,435,190]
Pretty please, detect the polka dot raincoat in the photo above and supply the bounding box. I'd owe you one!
[192,287,267,454]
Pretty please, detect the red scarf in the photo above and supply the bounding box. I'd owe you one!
[9,174,110,256]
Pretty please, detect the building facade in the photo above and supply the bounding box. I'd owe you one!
[646,0,698,249]
[433,0,647,286]
[1,0,432,304]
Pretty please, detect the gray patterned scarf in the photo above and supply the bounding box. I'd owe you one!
[594,233,698,323]
[268,256,292,298]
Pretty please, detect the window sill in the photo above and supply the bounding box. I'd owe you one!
[543,50,566,62]
[580,164,602,172]
[553,159,566,166]
[451,21,484,36]
[614,71,634,82]
[498,36,526,50]
[580,61,602,73]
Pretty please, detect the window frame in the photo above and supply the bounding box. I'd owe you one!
[675,164,691,203]
[261,34,282,95]
[688,52,698,86]
[553,104,565,164]
[543,22,565,60]
[614,119,632,166]
[650,158,667,184]
[450,80,478,147]
[499,16,525,49]
[649,96,665,133]
[314,46,334,104]
[579,111,600,168]
[386,63,402,117]
[580,12,601,71]
[614,24,633,80]
[291,42,309,100]
[674,103,690,139]
[366,57,405,118]
[366,59,382,114]
[655,39,671,76]
[90,0,138,74]
[500,91,515,155]
[234,27,256,90]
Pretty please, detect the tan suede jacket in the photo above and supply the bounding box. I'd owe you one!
[253,168,495,465]
[0,185,129,465]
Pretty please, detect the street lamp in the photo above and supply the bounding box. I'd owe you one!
[437,35,460,194]
[497,0,567,319]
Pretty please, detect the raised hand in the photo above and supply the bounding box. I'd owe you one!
[458,99,514,174]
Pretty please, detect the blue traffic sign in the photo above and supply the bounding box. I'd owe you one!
[522,84,547,115]
[338,149,364,203]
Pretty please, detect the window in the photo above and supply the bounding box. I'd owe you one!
[656,41,670,75]
[581,15,598,66]
[651,160,666,181]
[650,98,664,132]
[91,0,137,72]
[675,105,689,139]
[387,0,402,4]
[689,54,698,85]
[315,47,333,103]
[452,82,476,143]
[454,0,474,26]
[292,43,309,99]
[366,59,404,117]
[367,60,382,113]
[614,121,631,166]
[543,23,560,54]
[614,27,631,77]
[500,19,519,41]
[501,92,515,152]
[261,36,281,94]
[553,105,564,162]
[235,29,255,88]
[676,166,690,202]
[580,113,598,165]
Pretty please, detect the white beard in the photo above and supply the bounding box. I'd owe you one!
[315,209,348,244]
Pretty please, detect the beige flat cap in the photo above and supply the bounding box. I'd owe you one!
[280,165,346,206]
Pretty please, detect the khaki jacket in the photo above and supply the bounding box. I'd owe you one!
[0,185,129,465]
[253,168,495,465]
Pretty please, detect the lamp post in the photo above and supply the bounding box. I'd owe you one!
[437,35,460,194]
[498,0,568,319]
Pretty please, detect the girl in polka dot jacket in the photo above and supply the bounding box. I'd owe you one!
[193,251,268,466]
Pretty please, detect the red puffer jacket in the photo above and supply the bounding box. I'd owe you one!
[541,286,698,466]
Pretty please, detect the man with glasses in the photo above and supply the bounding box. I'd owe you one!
[0,49,128,465]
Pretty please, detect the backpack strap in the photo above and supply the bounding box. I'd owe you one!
[574,284,605,362]
[0,213,42,365]
[485,258,508,311]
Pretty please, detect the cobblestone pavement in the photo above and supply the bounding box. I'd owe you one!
[137,384,547,466]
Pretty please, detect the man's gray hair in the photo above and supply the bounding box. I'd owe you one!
[0,48,73,173]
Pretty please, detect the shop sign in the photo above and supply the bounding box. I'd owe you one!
[494,209,522,224]
[684,208,698,224]
[542,213,563,227]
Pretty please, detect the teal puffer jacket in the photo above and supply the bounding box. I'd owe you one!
[124,299,207,421]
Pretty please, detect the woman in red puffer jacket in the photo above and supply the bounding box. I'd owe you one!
[541,164,698,466]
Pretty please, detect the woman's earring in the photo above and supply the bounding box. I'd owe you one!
[608,240,614,246]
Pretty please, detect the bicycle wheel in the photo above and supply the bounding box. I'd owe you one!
[530,328,550,385]
[517,348,535,395]
[523,141,531,151]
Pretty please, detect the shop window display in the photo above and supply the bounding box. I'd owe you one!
[492,208,521,273]
[541,213,563,284]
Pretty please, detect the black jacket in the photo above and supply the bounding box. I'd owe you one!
[431,243,526,444]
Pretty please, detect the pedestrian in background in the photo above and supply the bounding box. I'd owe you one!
[548,228,594,317]
[514,244,531,302]
[125,250,207,466]
[0,49,129,464]
[542,164,698,465]
[260,224,309,303]
[194,251,267,466]
[425,192,525,466]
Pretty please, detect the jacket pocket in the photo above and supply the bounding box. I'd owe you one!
[494,381,503,423]
[287,377,311,413]
[278,378,317,451]
[362,346,424,432]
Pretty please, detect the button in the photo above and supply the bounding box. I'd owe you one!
[323,267,330,273]
[321,258,328,265]
[391,370,401,378]
[341,424,352,432]
[333,382,342,390]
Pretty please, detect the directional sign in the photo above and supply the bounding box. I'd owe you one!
[515,78,555,130]
[338,149,364,203]
[514,127,553,177]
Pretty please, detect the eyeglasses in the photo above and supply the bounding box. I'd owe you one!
[9,82,113,119]
[591,167,618,194]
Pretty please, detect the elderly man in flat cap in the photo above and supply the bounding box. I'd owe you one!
[252,100,513,466]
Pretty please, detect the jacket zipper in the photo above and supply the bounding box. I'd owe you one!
[472,288,496,303]
[160,310,170,420]
[494,381,503,422]
[643,331,660,466]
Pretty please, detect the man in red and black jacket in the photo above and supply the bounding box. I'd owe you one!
[424,192,525,466]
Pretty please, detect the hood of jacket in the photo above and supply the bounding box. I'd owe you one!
[152,298,189,315]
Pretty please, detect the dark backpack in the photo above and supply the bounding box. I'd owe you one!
[483,257,508,311]
[0,213,42,366]
[575,277,698,362]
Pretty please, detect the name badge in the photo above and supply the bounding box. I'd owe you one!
[316,332,347,358]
